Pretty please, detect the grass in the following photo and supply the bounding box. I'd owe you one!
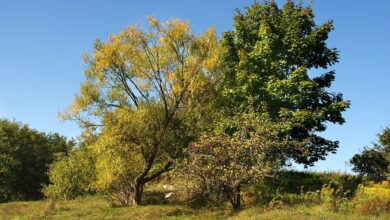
[0,196,224,220]
[1,196,390,220]
[0,171,387,219]
[231,205,390,220]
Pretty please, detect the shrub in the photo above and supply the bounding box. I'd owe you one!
[324,174,361,198]
[254,170,361,205]
[353,181,390,216]
[43,149,96,200]
[254,171,325,204]
[318,174,361,212]
[178,112,294,210]
[320,182,350,212]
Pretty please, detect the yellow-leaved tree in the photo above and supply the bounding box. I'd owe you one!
[61,17,221,205]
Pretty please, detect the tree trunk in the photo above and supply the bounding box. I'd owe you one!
[229,184,241,210]
[133,179,144,206]
[131,160,173,206]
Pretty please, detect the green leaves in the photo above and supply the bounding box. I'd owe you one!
[220,1,350,165]
[0,119,73,202]
[44,149,96,200]
[178,111,297,209]
[350,127,390,182]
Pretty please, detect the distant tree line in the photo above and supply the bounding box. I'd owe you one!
[350,128,390,182]
[0,119,74,202]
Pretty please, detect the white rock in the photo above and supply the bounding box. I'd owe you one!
[164,192,174,198]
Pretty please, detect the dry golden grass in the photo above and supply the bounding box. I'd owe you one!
[1,196,390,220]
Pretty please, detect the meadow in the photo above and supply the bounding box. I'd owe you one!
[1,171,390,220]
[3,197,388,220]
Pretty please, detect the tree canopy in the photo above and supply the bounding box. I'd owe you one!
[220,0,350,165]
[179,111,299,209]
[62,17,221,205]
[52,0,351,208]
[0,119,73,202]
[350,127,390,181]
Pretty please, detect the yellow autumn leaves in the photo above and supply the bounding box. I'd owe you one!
[63,16,221,123]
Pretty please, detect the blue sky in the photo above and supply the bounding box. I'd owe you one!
[0,0,389,172]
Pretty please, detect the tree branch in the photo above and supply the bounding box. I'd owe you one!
[144,160,174,182]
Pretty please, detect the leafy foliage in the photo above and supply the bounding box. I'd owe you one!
[220,0,350,165]
[43,148,96,200]
[321,181,352,212]
[0,119,73,202]
[62,17,221,205]
[179,111,298,209]
[255,170,361,205]
[353,181,390,216]
[350,146,388,182]
[350,127,390,182]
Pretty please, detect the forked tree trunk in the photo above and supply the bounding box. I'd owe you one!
[229,184,241,210]
[133,179,144,206]
[131,160,173,206]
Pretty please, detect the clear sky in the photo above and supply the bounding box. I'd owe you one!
[0,0,389,172]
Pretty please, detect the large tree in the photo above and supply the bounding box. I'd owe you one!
[63,17,221,205]
[220,0,350,165]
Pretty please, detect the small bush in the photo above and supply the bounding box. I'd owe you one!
[320,173,361,212]
[43,149,96,200]
[353,181,390,216]
[320,183,350,212]
[100,174,134,207]
[254,170,361,205]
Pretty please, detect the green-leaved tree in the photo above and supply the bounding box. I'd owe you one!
[220,0,350,165]
[0,119,73,202]
[350,127,390,182]
[180,111,299,210]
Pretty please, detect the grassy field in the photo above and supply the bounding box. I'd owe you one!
[1,172,388,219]
[1,195,390,220]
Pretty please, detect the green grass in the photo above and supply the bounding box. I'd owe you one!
[0,196,224,220]
[0,171,385,219]
[1,196,390,220]
[231,205,390,220]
